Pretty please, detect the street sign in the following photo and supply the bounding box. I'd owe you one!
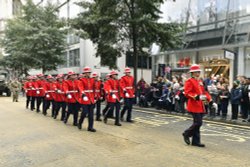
[225,50,235,60]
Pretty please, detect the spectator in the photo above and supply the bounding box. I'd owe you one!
[218,84,230,120]
[230,81,242,121]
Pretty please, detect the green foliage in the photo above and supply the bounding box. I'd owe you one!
[72,0,182,81]
[1,0,67,75]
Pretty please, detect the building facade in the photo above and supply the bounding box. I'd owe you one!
[0,0,23,58]
[155,0,250,85]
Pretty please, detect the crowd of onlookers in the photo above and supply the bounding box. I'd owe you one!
[136,74,250,122]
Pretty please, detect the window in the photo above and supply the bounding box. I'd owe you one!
[126,51,152,69]
[67,34,80,45]
[69,49,80,67]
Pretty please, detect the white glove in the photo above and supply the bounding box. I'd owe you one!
[57,90,61,93]
[25,90,28,93]
[67,94,72,99]
[83,96,89,101]
[125,92,130,98]
[200,95,207,101]
[175,95,180,100]
[36,90,40,94]
[46,94,50,98]
[112,94,117,99]
[212,102,218,110]
[120,98,124,103]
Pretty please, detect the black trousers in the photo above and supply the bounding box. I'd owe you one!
[102,103,113,118]
[43,100,55,116]
[241,102,249,119]
[121,98,133,121]
[232,104,239,120]
[184,113,203,144]
[26,96,31,108]
[65,103,79,125]
[54,101,66,120]
[221,101,228,118]
[36,96,44,112]
[95,100,101,120]
[105,102,120,124]
[31,96,36,110]
[79,104,95,130]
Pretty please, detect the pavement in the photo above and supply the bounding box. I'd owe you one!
[133,105,250,127]
[0,96,250,167]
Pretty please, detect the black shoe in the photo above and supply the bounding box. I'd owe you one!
[73,123,78,126]
[36,110,40,113]
[88,128,96,132]
[78,123,82,130]
[43,112,47,116]
[182,133,190,145]
[126,120,134,123]
[115,123,122,126]
[53,115,57,119]
[120,117,124,122]
[104,117,107,124]
[64,119,68,124]
[96,118,102,121]
[192,143,205,147]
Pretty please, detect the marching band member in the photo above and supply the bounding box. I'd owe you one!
[182,64,217,147]
[54,74,66,121]
[92,72,102,121]
[43,75,56,117]
[103,70,122,126]
[36,74,46,113]
[120,67,135,123]
[30,76,38,111]
[78,67,96,132]
[63,71,79,126]
[23,76,33,109]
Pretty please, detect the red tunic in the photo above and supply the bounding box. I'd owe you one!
[104,79,121,103]
[94,80,102,100]
[24,81,34,97]
[54,81,66,102]
[44,82,56,101]
[78,78,96,105]
[120,75,135,98]
[63,79,79,103]
[36,80,46,97]
[184,78,212,113]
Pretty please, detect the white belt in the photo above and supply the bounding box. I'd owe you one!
[68,90,78,93]
[95,90,100,92]
[47,90,55,93]
[125,87,133,89]
[111,90,118,93]
[84,90,93,93]
[38,88,44,90]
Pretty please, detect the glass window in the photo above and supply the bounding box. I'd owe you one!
[69,49,80,67]
[126,51,152,69]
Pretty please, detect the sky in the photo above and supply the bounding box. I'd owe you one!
[30,0,184,21]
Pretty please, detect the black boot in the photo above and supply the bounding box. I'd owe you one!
[182,133,190,145]
[115,122,122,126]
[77,123,82,129]
[64,114,69,124]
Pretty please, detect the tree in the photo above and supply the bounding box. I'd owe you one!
[1,0,67,75]
[72,0,182,83]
